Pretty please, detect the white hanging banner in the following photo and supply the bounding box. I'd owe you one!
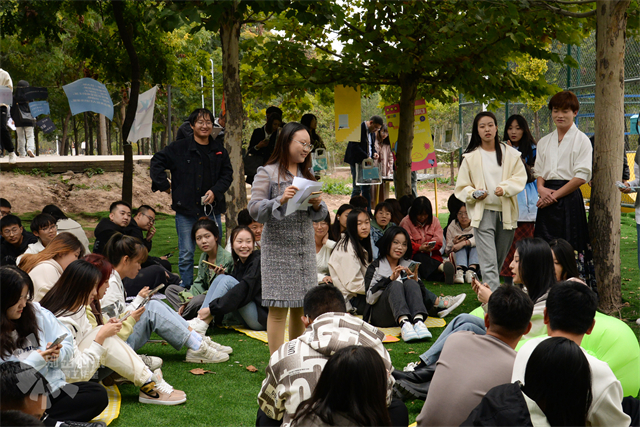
[127,85,158,143]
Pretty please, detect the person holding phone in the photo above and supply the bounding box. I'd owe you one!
[455,112,527,291]
[364,227,466,342]
[399,196,446,281]
[0,266,109,426]
[444,204,479,284]
[39,259,186,406]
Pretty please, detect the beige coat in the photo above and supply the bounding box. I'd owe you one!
[454,143,527,230]
[328,240,369,302]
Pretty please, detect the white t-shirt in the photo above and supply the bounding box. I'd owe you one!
[512,336,630,427]
[480,148,503,211]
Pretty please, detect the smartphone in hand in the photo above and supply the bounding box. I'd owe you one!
[47,333,68,350]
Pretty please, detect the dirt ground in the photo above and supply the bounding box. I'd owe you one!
[1,164,455,222]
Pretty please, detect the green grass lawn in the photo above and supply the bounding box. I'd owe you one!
[15,211,640,426]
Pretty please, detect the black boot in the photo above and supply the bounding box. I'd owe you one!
[393,378,433,401]
[391,361,435,383]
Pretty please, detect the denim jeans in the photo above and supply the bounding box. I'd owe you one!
[418,314,486,366]
[175,211,221,288]
[126,300,191,351]
[454,246,479,268]
[201,274,264,331]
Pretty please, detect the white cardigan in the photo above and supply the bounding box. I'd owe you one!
[30,259,64,302]
[455,143,527,230]
[328,240,369,300]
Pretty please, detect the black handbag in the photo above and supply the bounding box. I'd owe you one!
[243,151,264,178]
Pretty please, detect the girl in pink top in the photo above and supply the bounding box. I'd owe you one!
[399,196,444,281]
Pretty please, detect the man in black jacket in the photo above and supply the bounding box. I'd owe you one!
[150,108,233,288]
[343,115,383,211]
[1,215,38,266]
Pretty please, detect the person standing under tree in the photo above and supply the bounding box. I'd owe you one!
[534,91,595,290]
[150,108,233,289]
[0,68,17,164]
[344,116,383,212]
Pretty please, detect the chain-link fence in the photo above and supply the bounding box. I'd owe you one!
[459,33,640,152]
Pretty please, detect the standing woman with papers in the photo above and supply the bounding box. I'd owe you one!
[249,122,328,354]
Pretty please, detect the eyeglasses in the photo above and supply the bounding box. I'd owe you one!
[293,139,314,151]
[2,227,21,236]
[457,211,468,217]
[195,120,212,127]
[140,212,155,224]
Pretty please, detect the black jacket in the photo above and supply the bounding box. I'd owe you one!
[126,219,152,251]
[460,382,539,427]
[343,121,377,165]
[150,134,233,216]
[1,231,38,266]
[208,250,267,328]
[92,218,124,255]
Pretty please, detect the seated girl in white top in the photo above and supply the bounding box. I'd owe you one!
[314,213,335,284]
[100,233,232,365]
[330,204,353,241]
[39,259,186,406]
[0,265,108,425]
[328,209,372,313]
[19,232,85,301]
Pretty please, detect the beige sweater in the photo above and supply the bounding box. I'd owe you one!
[328,240,369,301]
[30,259,64,302]
[454,143,527,230]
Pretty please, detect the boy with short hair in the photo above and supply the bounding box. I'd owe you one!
[0,197,11,217]
[1,215,37,266]
[24,214,57,255]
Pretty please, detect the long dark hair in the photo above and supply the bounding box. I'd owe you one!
[503,114,536,165]
[515,238,556,303]
[408,196,434,226]
[84,254,113,327]
[465,111,502,166]
[331,204,353,241]
[522,337,592,426]
[40,260,102,317]
[377,226,412,261]
[1,266,40,358]
[42,204,69,221]
[266,112,282,135]
[191,217,220,244]
[266,122,315,181]
[229,226,255,265]
[549,239,579,281]
[291,346,391,426]
[383,198,403,225]
[337,209,372,266]
[300,113,322,146]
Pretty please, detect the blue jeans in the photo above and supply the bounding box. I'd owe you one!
[200,275,264,331]
[127,300,191,351]
[175,212,222,288]
[454,246,479,268]
[350,163,371,211]
[418,314,486,366]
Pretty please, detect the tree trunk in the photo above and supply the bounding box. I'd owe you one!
[89,114,94,155]
[589,0,630,313]
[113,0,141,206]
[61,110,72,156]
[152,131,157,153]
[107,119,113,155]
[395,74,419,198]
[533,110,541,141]
[84,112,89,155]
[450,152,455,184]
[73,116,79,156]
[220,7,246,241]
[34,127,39,156]
[99,114,108,155]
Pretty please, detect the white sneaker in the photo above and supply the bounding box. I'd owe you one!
[8,152,17,164]
[453,269,464,284]
[138,369,186,405]
[400,322,419,342]
[464,270,475,284]
[27,149,35,157]
[413,320,432,339]
[636,318,640,325]
[185,342,229,364]
[188,317,209,336]
[437,293,467,318]
[203,336,232,354]
[139,354,163,371]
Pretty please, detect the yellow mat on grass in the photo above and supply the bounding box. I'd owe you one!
[229,316,446,344]
[91,384,121,426]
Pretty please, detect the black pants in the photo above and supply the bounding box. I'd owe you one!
[0,106,14,153]
[255,398,408,427]
[369,279,434,327]
[413,252,444,281]
[623,396,640,427]
[123,264,182,296]
[165,284,206,320]
[142,256,173,272]
[45,382,108,426]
